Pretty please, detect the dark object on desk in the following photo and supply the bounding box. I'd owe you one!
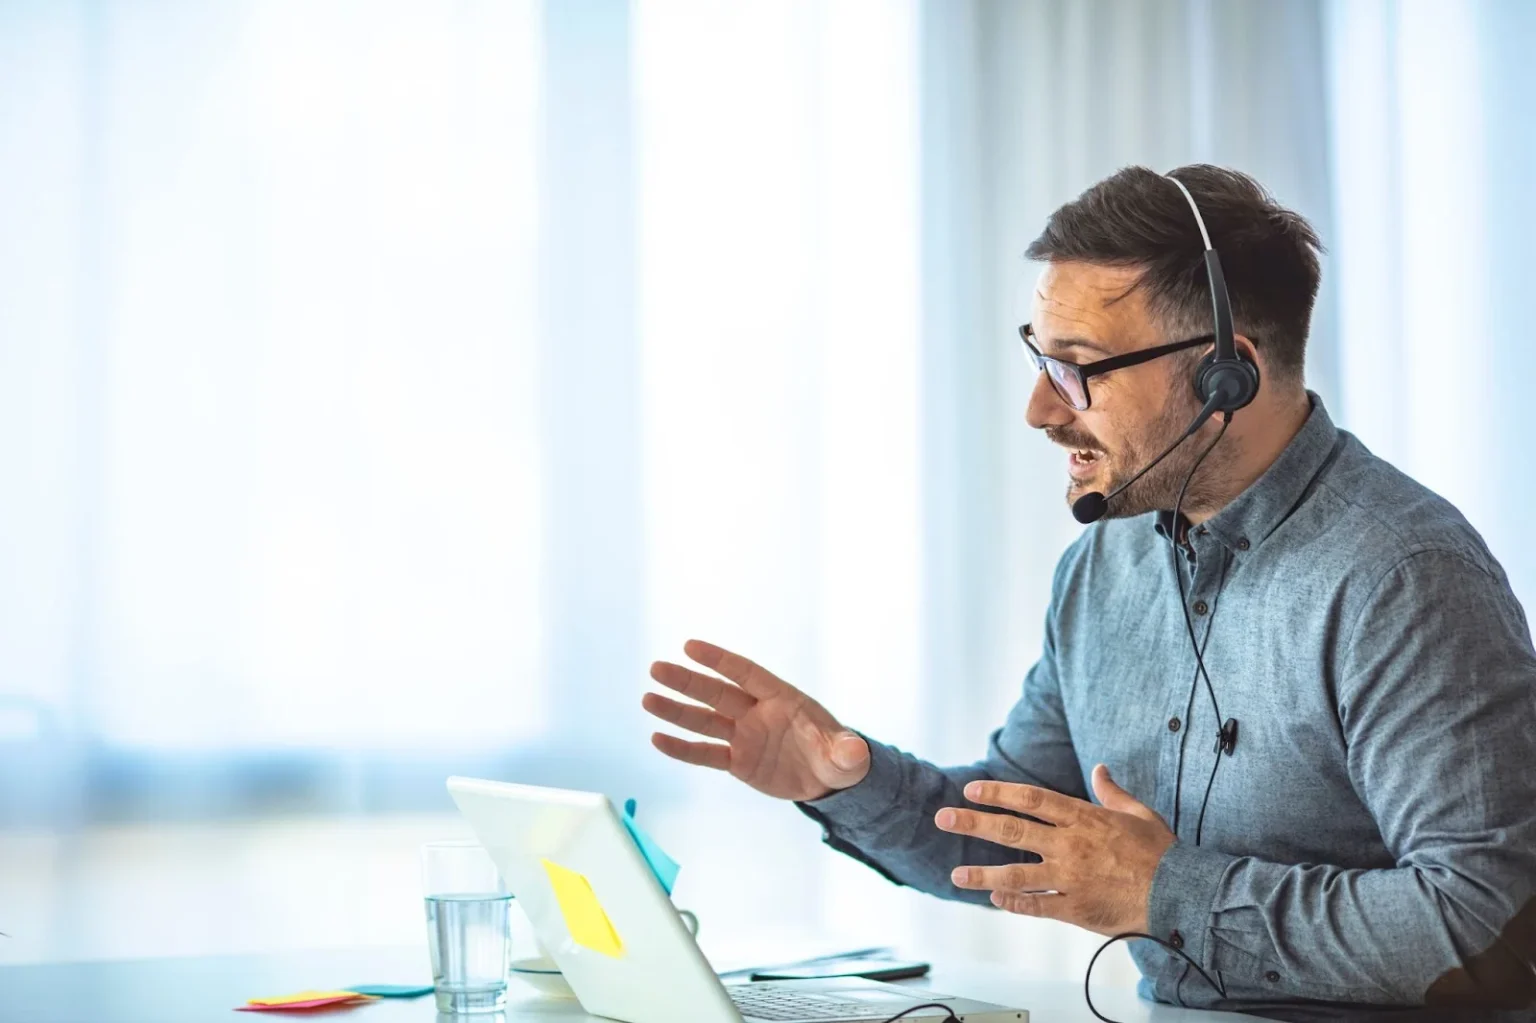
[716,945,892,981]
[751,957,931,982]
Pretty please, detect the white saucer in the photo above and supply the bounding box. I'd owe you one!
[509,956,576,998]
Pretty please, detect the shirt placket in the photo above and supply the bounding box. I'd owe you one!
[1158,524,1226,1004]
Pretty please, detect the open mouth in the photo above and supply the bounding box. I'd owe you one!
[1067,448,1103,480]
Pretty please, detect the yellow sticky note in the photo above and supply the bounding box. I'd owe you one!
[244,990,375,1007]
[541,858,625,958]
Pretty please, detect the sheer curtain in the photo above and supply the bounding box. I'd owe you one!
[1325,0,1536,612]
[0,1,549,828]
[0,0,931,965]
[0,0,924,798]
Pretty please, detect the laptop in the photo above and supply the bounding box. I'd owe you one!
[447,777,1028,1023]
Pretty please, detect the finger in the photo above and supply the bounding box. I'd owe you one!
[792,716,870,788]
[650,732,731,771]
[1090,764,1139,812]
[683,639,787,699]
[934,807,1062,855]
[991,889,1068,920]
[1090,763,1162,823]
[962,779,1086,826]
[642,693,736,742]
[950,862,1052,893]
[829,731,869,773]
[650,660,756,718]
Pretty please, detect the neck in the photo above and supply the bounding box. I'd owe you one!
[1183,386,1311,525]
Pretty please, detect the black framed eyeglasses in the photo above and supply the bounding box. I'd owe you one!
[1017,323,1216,411]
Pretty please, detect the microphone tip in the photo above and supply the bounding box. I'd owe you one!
[1072,491,1108,524]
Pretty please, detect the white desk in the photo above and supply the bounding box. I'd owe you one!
[0,946,1253,1022]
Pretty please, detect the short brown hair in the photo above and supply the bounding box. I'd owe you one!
[1025,165,1323,383]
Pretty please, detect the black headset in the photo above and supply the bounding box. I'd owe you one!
[1166,173,1259,414]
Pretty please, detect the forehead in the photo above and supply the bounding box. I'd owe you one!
[1031,262,1156,352]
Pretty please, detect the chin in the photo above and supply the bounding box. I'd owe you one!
[1067,472,1106,498]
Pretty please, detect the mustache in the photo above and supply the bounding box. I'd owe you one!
[1044,426,1104,452]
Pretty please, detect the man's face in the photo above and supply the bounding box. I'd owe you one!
[1025,262,1217,519]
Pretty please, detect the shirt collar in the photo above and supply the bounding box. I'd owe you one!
[1153,392,1340,553]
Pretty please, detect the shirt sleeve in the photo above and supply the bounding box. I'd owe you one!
[794,548,1089,903]
[1147,549,1536,1008]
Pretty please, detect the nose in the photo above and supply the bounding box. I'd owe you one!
[1025,366,1073,430]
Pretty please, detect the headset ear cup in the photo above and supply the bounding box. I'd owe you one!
[1194,351,1261,412]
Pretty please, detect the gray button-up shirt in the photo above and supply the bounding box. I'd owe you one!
[800,395,1536,1020]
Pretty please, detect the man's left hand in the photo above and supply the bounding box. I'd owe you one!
[935,763,1175,936]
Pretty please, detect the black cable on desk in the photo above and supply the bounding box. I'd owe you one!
[1084,931,1227,1023]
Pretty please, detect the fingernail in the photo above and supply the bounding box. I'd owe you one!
[952,867,969,884]
[936,809,956,828]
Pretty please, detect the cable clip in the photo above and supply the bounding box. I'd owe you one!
[1217,717,1238,756]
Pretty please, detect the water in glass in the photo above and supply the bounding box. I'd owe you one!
[426,892,513,1013]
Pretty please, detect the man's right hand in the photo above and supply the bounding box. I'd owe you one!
[642,639,871,802]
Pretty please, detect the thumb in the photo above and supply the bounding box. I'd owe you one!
[826,730,870,782]
[1091,763,1161,822]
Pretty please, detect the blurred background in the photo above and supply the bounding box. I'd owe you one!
[1,0,1533,992]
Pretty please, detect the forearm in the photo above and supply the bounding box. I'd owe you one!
[801,552,1087,902]
[796,735,1068,903]
[1150,842,1536,1006]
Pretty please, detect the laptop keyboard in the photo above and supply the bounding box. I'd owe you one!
[727,984,949,1021]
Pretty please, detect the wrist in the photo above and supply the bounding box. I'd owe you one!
[807,759,869,802]
[1146,841,1234,966]
[797,733,894,829]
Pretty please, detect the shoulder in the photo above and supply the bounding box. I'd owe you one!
[1283,431,1531,670]
[1305,430,1504,580]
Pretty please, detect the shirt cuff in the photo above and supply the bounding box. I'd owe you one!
[1146,840,1234,971]
[794,734,904,835]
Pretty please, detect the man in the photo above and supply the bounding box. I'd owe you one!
[641,165,1536,1020]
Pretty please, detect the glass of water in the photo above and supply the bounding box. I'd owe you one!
[422,839,513,1013]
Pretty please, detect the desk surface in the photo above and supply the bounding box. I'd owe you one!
[0,946,1252,1023]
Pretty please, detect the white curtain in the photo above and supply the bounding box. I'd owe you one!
[631,0,930,963]
[0,0,932,967]
[0,1,547,769]
[1325,0,1536,612]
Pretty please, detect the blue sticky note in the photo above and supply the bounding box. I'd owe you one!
[344,985,434,998]
[622,798,680,895]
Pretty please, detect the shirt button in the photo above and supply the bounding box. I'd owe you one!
[1265,970,1280,983]
[1193,600,1208,616]
[1237,537,1251,551]
[1167,716,1181,733]
[1195,527,1208,536]
[1169,930,1184,950]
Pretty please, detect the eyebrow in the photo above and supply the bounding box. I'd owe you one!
[1045,336,1112,358]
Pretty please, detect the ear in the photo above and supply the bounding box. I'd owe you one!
[1232,333,1262,370]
